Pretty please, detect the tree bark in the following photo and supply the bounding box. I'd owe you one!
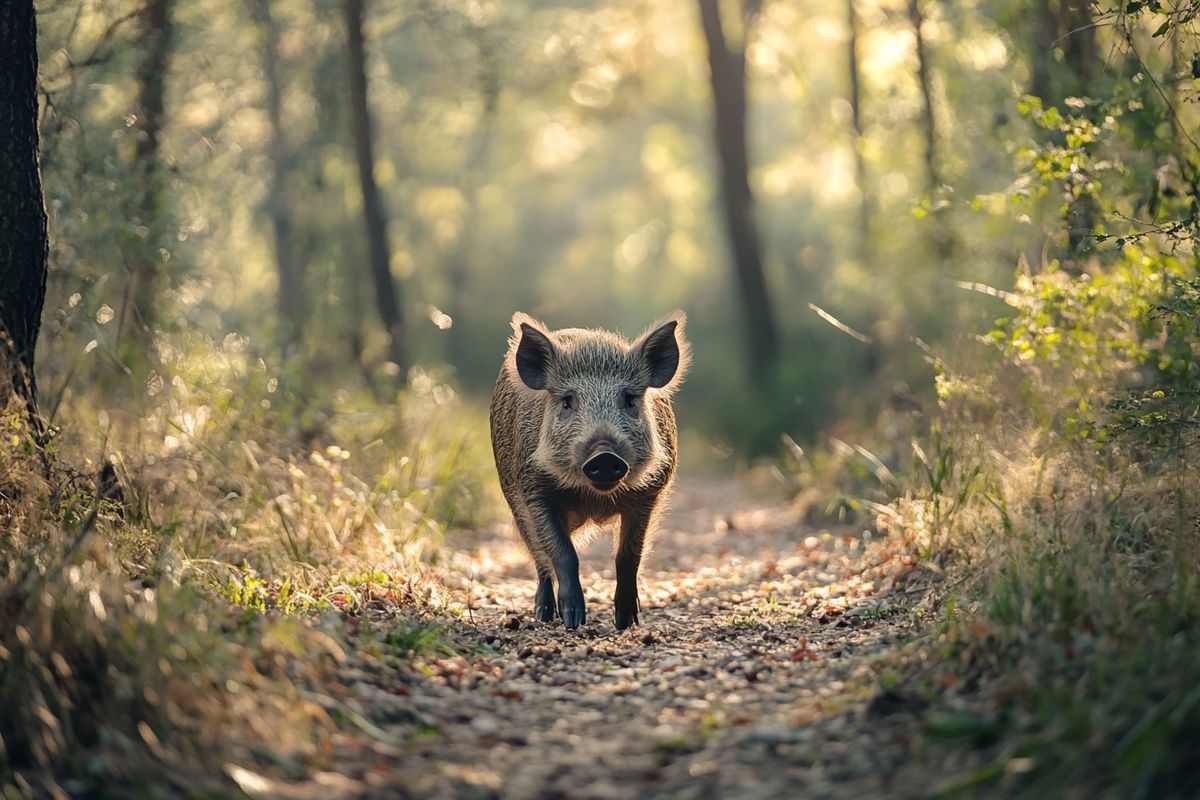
[697,0,780,377]
[344,0,407,379]
[251,0,303,350]
[907,0,953,259]
[846,0,870,263]
[0,0,49,413]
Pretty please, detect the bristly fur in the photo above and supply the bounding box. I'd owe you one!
[489,311,689,629]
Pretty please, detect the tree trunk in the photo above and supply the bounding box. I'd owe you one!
[344,0,407,379]
[126,0,172,369]
[697,0,780,377]
[446,25,499,372]
[908,0,938,193]
[846,0,870,263]
[1060,0,1096,96]
[1169,18,1180,148]
[1029,0,1098,269]
[251,0,303,351]
[907,0,953,260]
[1030,0,1057,107]
[0,1,49,414]
[1060,0,1097,260]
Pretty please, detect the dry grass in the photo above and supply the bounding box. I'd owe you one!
[0,336,497,796]
[883,400,1200,797]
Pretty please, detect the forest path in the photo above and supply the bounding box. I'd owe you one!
[301,477,927,799]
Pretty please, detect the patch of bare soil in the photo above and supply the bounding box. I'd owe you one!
[272,478,934,799]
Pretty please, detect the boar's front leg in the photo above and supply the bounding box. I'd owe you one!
[531,500,586,629]
[615,505,653,630]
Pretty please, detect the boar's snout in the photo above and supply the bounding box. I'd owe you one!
[582,443,629,490]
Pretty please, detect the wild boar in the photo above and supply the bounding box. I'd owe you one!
[489,312,690,629]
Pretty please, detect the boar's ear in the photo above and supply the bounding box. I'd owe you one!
[635,311,690,389]
[512,314,555,390]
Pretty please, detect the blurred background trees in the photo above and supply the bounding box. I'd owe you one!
[9,6,1199,793]
[29,0,1198,456]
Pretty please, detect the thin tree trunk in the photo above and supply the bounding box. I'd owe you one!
[1168,17,1181,151]
[697,0,780,376]
[908,0,939,194]
[251,0,303,350]
[0,0,49,415]
[907,0,952,260]
[344,0,406,379]
[127,0,172,365]
[846,0,870,262]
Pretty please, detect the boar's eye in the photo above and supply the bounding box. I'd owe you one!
[622,391,641,416]
[558,393,576,418]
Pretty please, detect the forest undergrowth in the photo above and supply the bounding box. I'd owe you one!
[860,258,1200,797]
[0,336,496,796]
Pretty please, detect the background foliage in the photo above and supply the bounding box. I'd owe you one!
[35,0,1137,453]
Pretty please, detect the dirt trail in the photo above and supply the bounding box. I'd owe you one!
[303,477,926,799]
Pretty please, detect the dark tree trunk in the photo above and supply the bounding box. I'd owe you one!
[251,0,303,350]
[908,0,938,192]
[1025,0,1059,266]
[846,0,870,263]
[126,0,173,367]
[0,1,49,413]
[697,0,780,377]
[907,0,953,260]
[344,0,406,379]
[1060,0,1096,96]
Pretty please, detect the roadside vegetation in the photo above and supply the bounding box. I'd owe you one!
[0,342,495,795]
[807,10,1200,793]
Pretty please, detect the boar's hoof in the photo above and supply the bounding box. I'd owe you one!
[614,588,640,630]
[560,605,586,629]
[558,584,586,629]
[614,607,640,630]
[534,577,556,622]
